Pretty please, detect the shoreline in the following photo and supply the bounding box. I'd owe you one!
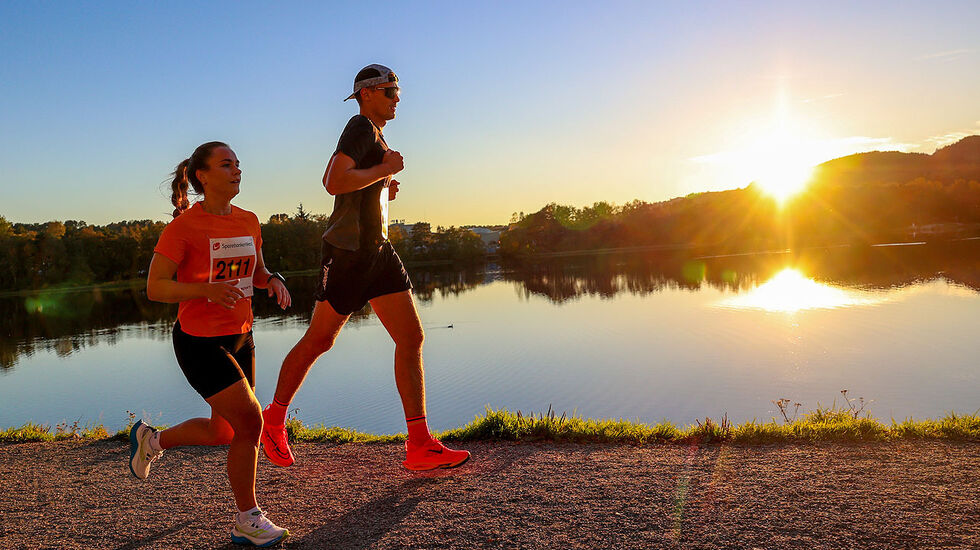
[4,408,978,446]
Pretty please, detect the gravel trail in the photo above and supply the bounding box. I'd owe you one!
[2,440,978,549]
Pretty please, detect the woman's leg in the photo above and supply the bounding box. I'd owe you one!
[157,412,234,449]
[204,379,263,512]
[162,330,252,450]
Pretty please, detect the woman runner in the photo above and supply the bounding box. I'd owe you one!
[130,141,291,547]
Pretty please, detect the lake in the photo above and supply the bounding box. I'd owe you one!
[1,240,977,435]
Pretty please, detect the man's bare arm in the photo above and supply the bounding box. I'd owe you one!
[323,150,404,195]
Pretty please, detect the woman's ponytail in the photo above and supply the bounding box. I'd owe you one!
[170,159,191,217]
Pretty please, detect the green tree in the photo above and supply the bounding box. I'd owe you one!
[295,203,310,221]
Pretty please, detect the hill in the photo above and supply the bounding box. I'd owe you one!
[812,135,980,187]
[500,136,980,256]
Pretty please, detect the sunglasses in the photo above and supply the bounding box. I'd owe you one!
[373,86,400,99]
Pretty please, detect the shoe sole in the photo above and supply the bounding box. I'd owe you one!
[128,421,143,480]
[260,428,294,467]
[403,452,471,471]
[231,531,288,547]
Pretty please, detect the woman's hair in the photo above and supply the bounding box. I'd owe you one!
[170,141,229,217]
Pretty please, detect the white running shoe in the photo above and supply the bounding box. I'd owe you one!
[128,420,163,480]
[231,509,289,547]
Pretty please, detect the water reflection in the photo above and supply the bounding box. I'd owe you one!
[1,240,977,371]
[0,268,489,371]
[504,239,980,303]
[718,268,884,313]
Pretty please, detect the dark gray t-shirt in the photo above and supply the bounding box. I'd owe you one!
[321,115,389,251]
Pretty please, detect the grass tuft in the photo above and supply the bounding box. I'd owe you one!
[0,422,55,443]
[286,418,404,444]
[436,406,683,444]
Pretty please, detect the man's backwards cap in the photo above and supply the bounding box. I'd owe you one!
[345,64,398,101]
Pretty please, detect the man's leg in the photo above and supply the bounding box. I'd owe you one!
[261,299,349,466]
[272,299,350,406]
[370,290,470,470]
[369,290,425,418]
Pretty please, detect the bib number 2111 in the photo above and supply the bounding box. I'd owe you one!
[208,236,256,299]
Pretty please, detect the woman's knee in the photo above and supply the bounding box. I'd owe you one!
[228,400,263,443]
[209,422,235,445]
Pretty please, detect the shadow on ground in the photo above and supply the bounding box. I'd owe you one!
[112,520,193,550]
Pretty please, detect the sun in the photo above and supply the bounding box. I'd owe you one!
[751,131,817,204]
[692,89,861,205]
[714,91,836,204]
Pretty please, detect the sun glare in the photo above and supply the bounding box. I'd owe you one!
[704,89,847,205]
[752,133,816,203]
[718,268,883,313]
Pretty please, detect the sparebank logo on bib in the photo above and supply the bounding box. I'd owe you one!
[208,236,256,299]
[219,241,254,250]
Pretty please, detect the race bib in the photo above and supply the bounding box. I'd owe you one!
[208,236,256,299]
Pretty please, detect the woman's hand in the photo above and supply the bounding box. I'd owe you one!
[267,278,291,310]
[388,179,400,201]
[203,282,246,310]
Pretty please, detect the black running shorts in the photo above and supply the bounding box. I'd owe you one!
[172,321,255,399]
[313,240,413,316]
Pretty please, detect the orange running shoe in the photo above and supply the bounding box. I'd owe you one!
[261,406,294,467]
[403,438,471,471]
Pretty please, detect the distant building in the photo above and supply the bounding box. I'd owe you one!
[909,222,975,239]
[387,221,503,253]
[467,227,501,252]
[388,220,415,237]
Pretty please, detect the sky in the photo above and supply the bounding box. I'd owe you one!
[1,1,978,227]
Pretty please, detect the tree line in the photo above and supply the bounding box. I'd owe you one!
[0,205,492,292]
[500,178,980,257]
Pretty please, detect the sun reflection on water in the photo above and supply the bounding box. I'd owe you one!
[718,268,883,313]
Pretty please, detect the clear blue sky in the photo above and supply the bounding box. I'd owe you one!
[2,1,978,226]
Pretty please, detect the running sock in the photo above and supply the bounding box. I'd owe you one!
[237,506,261,522]
[406,415,431,445]
[148,431,163,453]
[265,398,289,426]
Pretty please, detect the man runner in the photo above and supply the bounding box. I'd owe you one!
[260,64,470,471]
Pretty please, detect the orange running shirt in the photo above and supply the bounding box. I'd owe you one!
[153,202,263,337]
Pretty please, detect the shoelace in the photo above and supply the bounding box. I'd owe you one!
[244,511,275,531]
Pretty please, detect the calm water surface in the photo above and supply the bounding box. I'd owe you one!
[1,241,977,434]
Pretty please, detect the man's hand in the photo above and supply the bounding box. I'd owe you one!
[388,179,400,201]
[382,149,404,176]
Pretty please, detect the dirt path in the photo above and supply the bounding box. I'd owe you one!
[1,439,978,549]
